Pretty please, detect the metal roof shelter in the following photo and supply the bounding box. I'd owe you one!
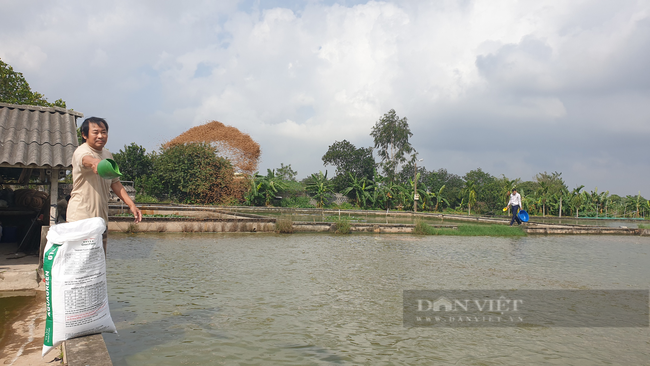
[0,102,83,250]
[0,102,82,169]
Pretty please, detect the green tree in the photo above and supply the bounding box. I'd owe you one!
[370,109,414,183]
[0,58,66,107]
[396,160,427,185]
[275,163,298,182]
[421,168,464,209]
[113,143,153,184]
[463,168,499,213]
[534,171,567,216]
[322,140,375,192]
[149,143,238,204]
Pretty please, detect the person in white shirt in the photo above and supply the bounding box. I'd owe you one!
[507,188,523,226]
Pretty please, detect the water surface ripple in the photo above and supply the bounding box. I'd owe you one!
[104,233,650,365]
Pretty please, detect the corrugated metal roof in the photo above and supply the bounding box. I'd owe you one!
[0,102,83,169]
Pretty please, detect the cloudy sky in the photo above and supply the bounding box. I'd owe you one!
[2,0,649,195]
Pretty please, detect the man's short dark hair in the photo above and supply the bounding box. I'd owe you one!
[80,117,109,142]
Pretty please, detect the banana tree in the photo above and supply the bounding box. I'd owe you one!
[342,173,372,208]
[306,171,332,208]
[600,190,611,217]
[408,172,428,211]
[536,181,550,217]
[624,192,644,218]
[367,170,385,209]
[244,172,263,206]
[522,194,537,215]
[571,185,585,217]
[254,169,287,206]
[431,185,449,212]
[392,182,409,210]
[461,180,477,215]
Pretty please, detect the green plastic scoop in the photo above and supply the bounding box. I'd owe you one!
[97,158,123,179]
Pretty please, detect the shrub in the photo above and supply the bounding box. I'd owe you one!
[150,143,243,204]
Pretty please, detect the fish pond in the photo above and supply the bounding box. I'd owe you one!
[104,233,650,365]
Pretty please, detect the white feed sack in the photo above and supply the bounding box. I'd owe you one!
[42,217,117,357]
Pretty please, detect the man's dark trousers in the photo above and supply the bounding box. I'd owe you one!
[510,205,522,226]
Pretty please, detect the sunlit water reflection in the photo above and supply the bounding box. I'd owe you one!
[104,233,650,365]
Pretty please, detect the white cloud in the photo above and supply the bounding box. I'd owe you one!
[1,0,649,194]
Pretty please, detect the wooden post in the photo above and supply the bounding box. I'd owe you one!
[49,168,59,226]
[40,168,59,276]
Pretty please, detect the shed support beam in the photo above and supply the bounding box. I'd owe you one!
[49,168,59,226]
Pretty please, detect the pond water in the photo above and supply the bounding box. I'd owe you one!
[104,233,650,365]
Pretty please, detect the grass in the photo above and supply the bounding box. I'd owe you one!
[124,223,138,234]
[413,221,431,235]
[275,217,294,234]
[325,215,364,222]
[115,213,188,218]
[332,219,351,234]
[415,222,527,236]
[638,224,650,229]
[135,194,160,203]
[280,196,315,208]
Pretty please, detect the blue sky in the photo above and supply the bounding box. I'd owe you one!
[1,0,649,196]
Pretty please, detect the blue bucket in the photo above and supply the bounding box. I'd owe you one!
[518,210,529,222]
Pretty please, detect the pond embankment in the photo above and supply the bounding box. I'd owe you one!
[108,204,650,235]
